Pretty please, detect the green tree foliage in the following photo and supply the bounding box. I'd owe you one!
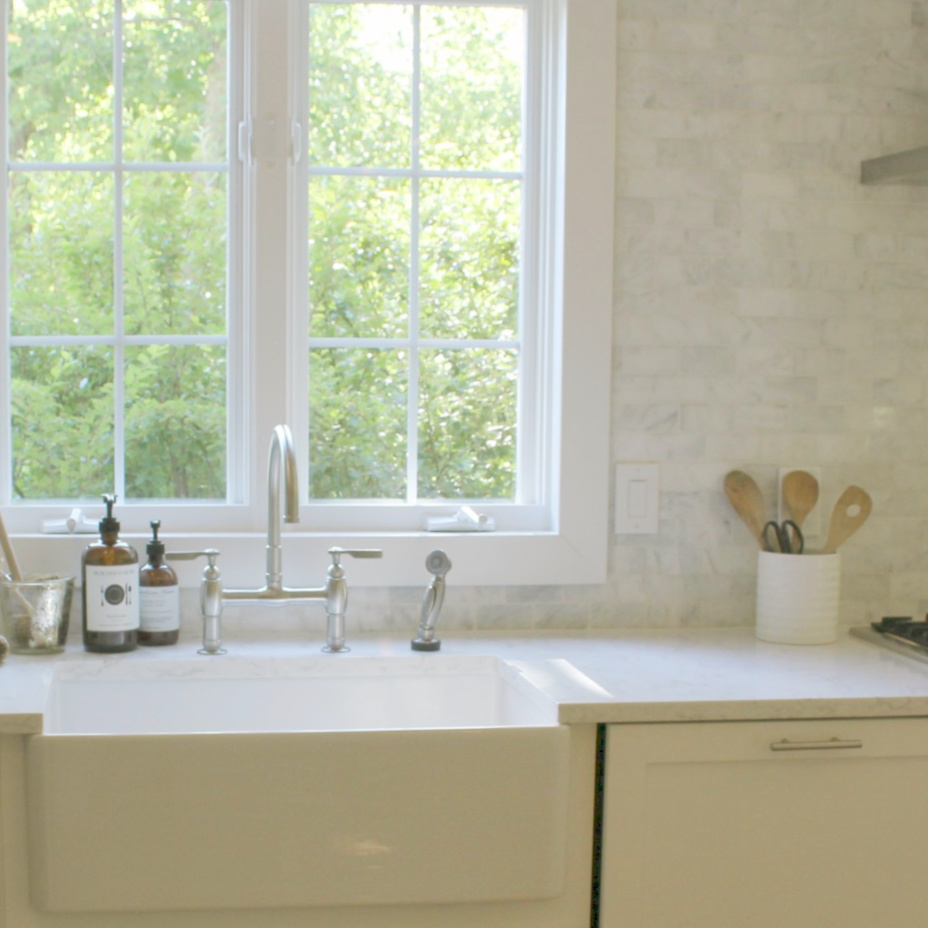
[307,3,523,501]
[6,0,523,503]
[6,0,227,500]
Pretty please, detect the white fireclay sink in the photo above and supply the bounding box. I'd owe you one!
[27,654,572,915]
[41,653,557,734]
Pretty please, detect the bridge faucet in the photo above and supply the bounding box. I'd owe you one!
[218,424,382,651]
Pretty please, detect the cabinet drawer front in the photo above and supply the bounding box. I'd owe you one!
[600,718,928,928]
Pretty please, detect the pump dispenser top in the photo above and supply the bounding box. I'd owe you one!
[146,519,165,557]
[99,493,120,536]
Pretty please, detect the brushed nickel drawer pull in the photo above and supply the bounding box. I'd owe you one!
[770,737,863,752]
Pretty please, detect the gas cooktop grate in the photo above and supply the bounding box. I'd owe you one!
[850,618,928,665]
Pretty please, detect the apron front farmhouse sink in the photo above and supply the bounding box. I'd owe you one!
[26,655,570,914]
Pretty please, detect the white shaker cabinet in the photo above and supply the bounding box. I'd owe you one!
[599,718,928,928]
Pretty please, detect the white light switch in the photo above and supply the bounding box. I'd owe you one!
[615,463,659,534]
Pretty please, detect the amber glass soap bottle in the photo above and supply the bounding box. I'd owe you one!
[82,494,139,653]
[138,520,180,646]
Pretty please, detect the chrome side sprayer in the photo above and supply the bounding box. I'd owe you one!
[411,550,452,651]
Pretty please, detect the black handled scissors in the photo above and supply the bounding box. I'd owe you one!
[762,519,804,554]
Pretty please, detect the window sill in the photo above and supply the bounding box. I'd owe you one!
[10,528,606,588]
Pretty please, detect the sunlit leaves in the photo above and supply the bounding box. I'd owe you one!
[123,171,226,335]
[307,3,523,501]
[308,3,411,168]
[11,346,114,498]
[419,349,517,499]
[419,177,519,340]
[7,0,524,503]
[7,1,229,500]
[9,172,114,337]
[124,345,225,498]
[8,0,113,162]
[309,175,409,338]
[123,0,227,162]
[308,348,407,499]
[420,5,522,172]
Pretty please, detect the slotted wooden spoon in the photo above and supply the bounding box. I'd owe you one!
[823,485,872,554]
[723,470,767,549]
[782,470,819,530]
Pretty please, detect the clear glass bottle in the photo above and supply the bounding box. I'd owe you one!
[81,494,139,653]
[139,520,180,646]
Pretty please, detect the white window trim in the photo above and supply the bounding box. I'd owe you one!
[3,0,615,588]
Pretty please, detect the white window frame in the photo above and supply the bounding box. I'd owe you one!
[2,0,615,588]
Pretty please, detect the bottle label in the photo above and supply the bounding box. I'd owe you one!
[85,564,140,632]
[139,585,180,632]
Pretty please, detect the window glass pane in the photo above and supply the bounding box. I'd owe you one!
[124,345,226,498]
[309,175,409,338]
[308,3,411,169]
[305,1,526,505]
[124,171,226,336]
[9,171,114,337]
[419,5,522,172]
[11,345,114,499]
[418,348,516,500]
[7,0,113,163]
[419,177,520,340]
[308,348,407,499]
[122,0,227,163]
[5,1,229,505]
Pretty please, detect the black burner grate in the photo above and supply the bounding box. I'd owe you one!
[872,617,928,648]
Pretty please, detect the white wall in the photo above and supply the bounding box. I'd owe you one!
[381,0,928,634]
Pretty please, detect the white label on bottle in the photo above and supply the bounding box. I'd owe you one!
[139,585,180,632]
[84,564,140,632]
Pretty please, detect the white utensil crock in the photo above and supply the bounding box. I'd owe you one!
[755,551,841,645]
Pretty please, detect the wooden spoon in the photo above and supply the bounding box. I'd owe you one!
[822,486,872,554]
[0,508,22,581]
[723,470,767,548]
[782,470,819,529]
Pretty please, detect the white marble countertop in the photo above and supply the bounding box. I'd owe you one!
[3,625,928,735]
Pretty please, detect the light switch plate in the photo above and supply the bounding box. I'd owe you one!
[614,463,659,534]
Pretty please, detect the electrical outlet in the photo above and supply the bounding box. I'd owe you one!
[777,466,823,540]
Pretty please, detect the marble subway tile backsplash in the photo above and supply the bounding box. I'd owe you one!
[603,0,928,631]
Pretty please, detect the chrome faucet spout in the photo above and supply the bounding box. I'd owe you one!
[266,424,299,591]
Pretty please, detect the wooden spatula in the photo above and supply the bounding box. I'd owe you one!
[823,486,872,554]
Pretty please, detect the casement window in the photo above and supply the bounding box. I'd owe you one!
[1,0,614,586]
